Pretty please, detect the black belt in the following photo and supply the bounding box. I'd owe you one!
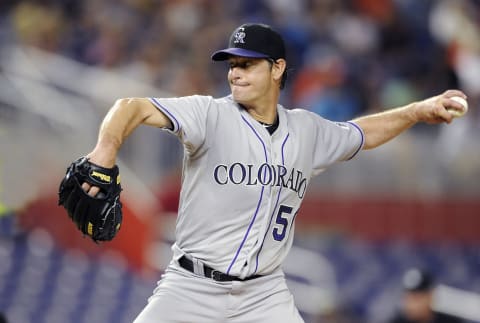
[178,256,261,282]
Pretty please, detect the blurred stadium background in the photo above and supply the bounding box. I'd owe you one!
[0,0,479,322]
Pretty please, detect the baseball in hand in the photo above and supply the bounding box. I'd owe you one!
[448,96,468,118]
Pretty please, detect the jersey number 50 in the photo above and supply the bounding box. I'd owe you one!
[272,205,295,241]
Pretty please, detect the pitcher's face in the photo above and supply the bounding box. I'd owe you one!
[227,57,275,107]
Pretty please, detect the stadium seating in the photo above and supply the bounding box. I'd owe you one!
[1,217,478,323]
[0,226,155,323]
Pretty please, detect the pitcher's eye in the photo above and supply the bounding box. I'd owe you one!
[229,61,254,69]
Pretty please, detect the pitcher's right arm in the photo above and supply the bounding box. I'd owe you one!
[83,98,172,196]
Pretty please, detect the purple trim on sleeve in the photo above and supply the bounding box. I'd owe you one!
[346,121,364,160]
[253,133,290,274]
[226,116,269,275]
[148,97,180,132]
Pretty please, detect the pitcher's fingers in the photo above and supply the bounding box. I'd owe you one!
[87,186,100,197]
[444,89,467,99]
[81,182,91,192]
[81,182,100,197]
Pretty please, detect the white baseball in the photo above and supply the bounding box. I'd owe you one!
[448,96,468,118]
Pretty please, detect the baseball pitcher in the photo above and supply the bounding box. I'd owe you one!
[58,23,467,322]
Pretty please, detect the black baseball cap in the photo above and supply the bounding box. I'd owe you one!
[211,23,286,61]
[402,268,434,292]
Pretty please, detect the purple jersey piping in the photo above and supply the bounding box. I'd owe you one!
[226,116,269,275]
[253,133,290,274]
[149,97,180,132]
[345,121,364,160]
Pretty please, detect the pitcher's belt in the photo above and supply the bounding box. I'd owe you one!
[178,256,262,282]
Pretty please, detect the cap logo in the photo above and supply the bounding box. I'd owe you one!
[233,27,246,44]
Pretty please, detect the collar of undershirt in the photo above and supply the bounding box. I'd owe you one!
[258,116,279,135]
[237,102,279,135]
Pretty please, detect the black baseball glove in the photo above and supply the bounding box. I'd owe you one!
[58,157,123,242]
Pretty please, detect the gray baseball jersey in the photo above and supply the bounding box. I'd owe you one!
[149,95,363,278]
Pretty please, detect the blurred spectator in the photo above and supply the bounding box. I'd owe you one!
[387,268,465,323]
[11,1,66,52]
[0,312,7,323]
[3,0,473,107]
[292,44,366,121]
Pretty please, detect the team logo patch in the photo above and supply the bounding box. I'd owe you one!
[335,122,350,130]
[233,27,246,44]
